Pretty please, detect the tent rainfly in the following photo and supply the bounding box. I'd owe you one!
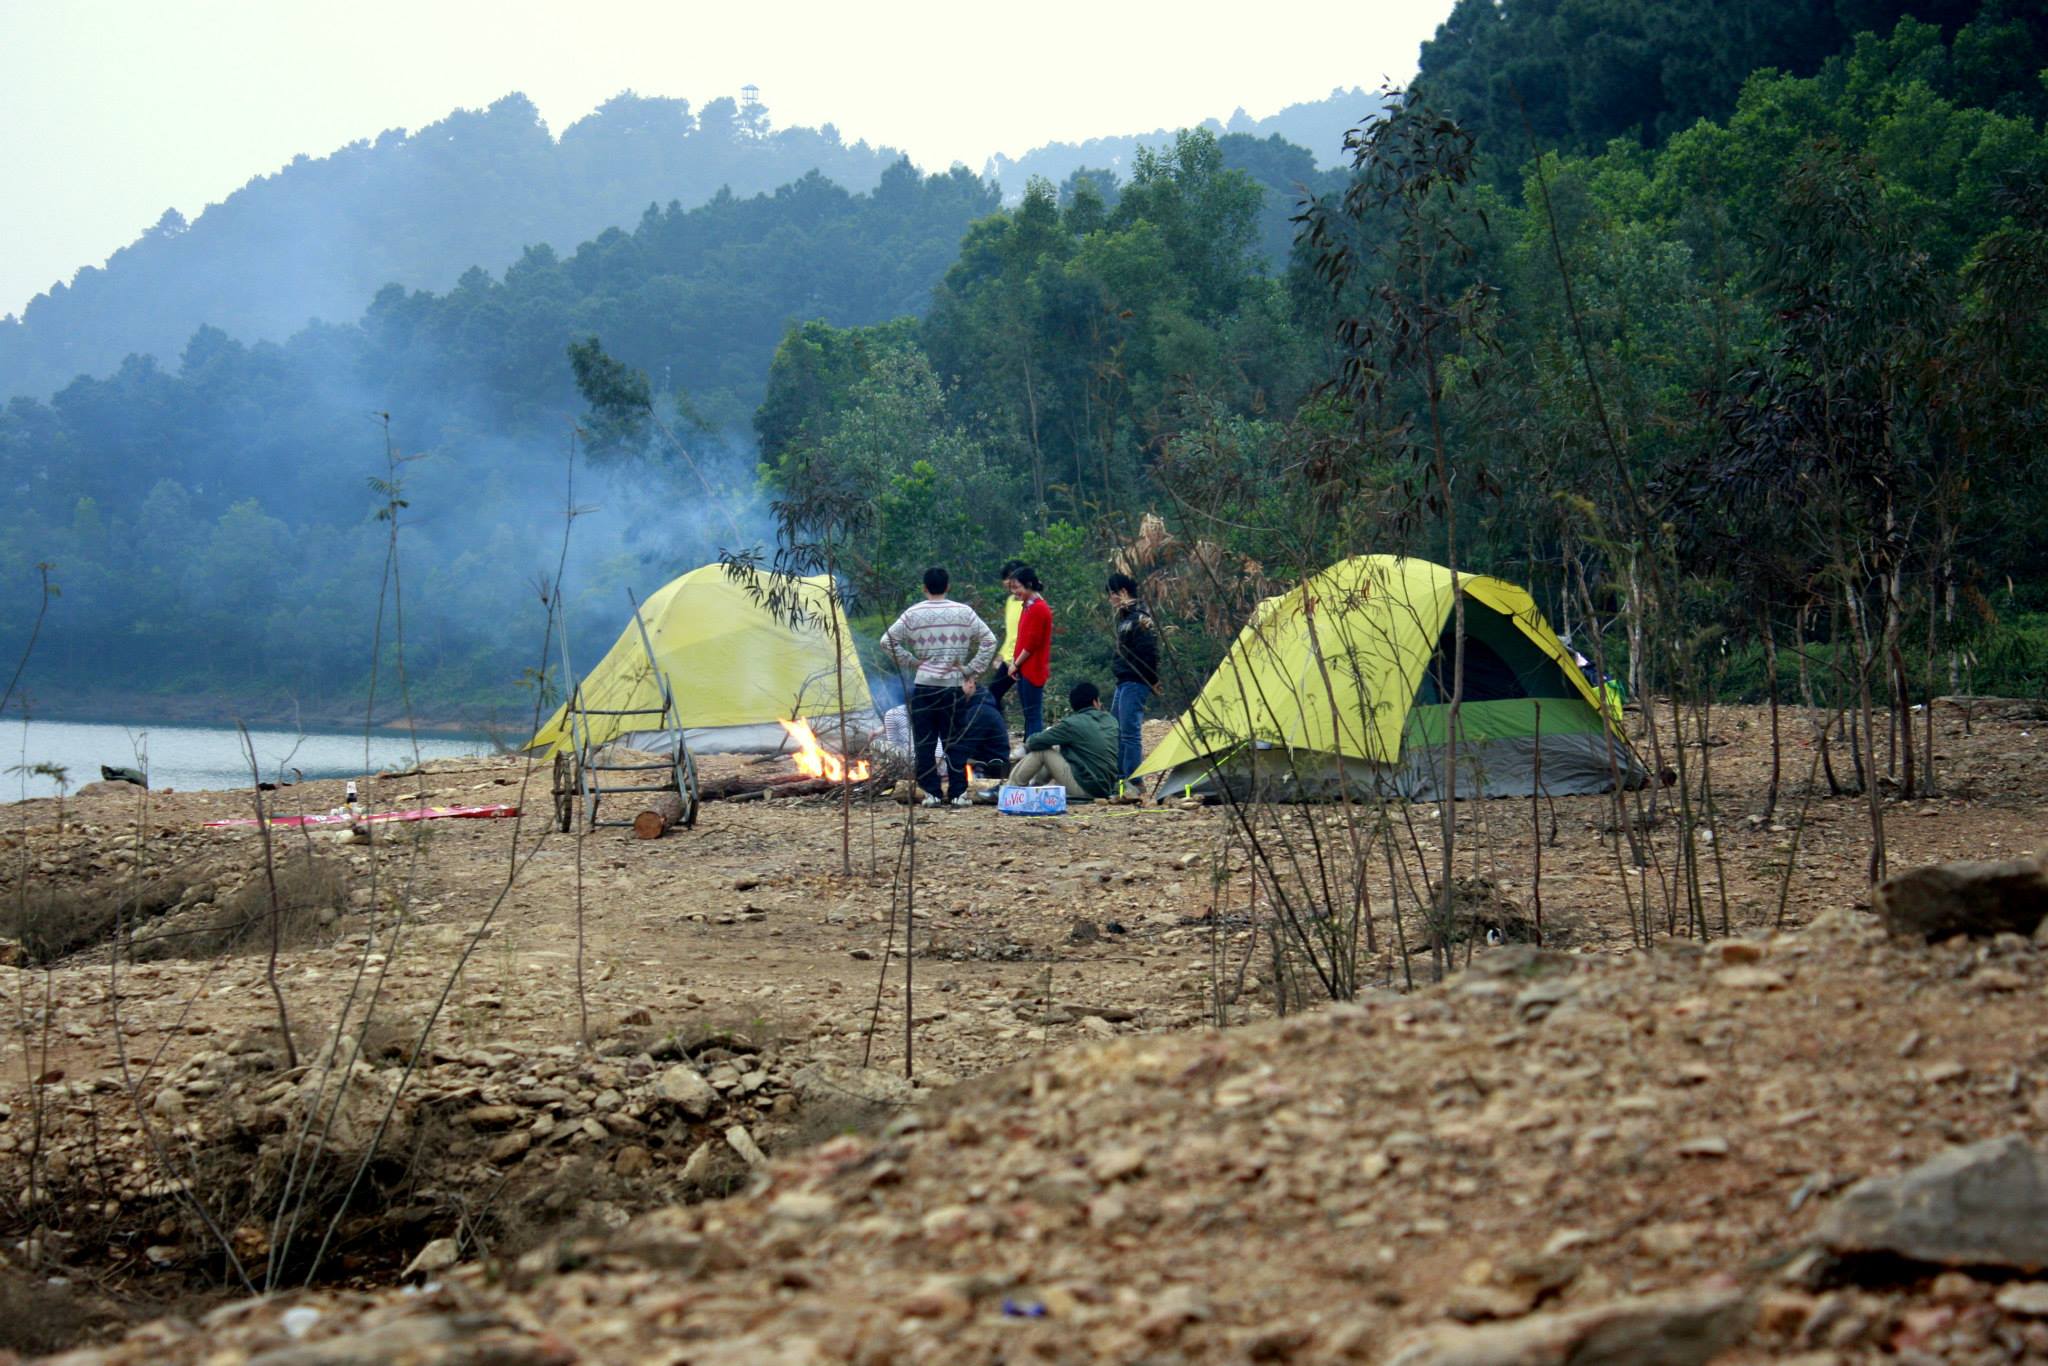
[529,565,874,757]
[1137,555,1646,802]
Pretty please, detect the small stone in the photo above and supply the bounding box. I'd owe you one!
[680,1141,714,1183]
[1090,1144,1147,1183]
[487,1132,530,1165]
[1639,1222,1706,1256]
[1677,1136,1730,1158]
[1138,1284,1210,1340]
[1715,966,1787,991]
[463,1104,522,1129]
[1716,939,1766,964]
[1930,1271,1988,1302]
[900,1278,971,1319]
[1385,1288,1746,1366]
[403,1237,459,1277]
[1443,1284,1535,1322]
[613,1145,651,1178]
[1995,1283,2048,1316]
[726,1125,767,1166]
[1755,1291,1815,1337]
[770,1191,839,1223]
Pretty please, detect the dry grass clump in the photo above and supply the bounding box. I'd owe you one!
[0,1262,122,1356]
[4,872,195,964]
[131,856,346,961]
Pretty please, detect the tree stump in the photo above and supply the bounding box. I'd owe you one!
[632,791,686,839]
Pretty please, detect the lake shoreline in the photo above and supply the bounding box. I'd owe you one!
[11,689,525,738]
[2,717,503,801]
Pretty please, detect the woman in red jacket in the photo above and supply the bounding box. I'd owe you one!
[1008,565,1052,738]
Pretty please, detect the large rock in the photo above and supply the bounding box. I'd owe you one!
[788,1061,915,1109]
[654,1064,719,1119]
[1817,1135,2048,1272]
[1384,1288,1746,1365]
[291,1060,413,1157]
[1873,858,2048,941]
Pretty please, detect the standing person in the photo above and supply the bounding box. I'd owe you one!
[1106,572,1159,792]
[879,566,998,807]
[1007,564,1052,739]
[989,559,1026,715]
[1009,682,1120,802]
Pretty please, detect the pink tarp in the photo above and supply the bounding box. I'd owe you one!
[204,803,520,829]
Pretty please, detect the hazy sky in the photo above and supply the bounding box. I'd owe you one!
[0,0,1451,318]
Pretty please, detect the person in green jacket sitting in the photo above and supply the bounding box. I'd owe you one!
[1009,681,1120,801]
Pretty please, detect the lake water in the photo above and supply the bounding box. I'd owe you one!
[1,719,491,800]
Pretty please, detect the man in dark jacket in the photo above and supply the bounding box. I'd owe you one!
[1106,573,1158,791]
[1009,682,1120,801]
[945,687,1011,792]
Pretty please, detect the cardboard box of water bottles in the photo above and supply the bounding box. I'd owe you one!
[996,784,1067,816]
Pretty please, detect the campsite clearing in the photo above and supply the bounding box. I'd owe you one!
[1,702,2045,1355]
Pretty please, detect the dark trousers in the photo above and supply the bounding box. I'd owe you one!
[989,663,1016,708]
[1017,677,1045,738]
[910,683,966,800]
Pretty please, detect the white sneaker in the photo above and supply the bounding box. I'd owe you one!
[919,794,943,808]
[950,794,973,807]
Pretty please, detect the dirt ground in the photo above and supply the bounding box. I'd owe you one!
[1,700,2045,1360]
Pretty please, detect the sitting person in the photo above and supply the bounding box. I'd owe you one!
[1009,682,1120,801]
[945,687,1012,796]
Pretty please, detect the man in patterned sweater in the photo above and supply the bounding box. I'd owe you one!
[880,566,998,807]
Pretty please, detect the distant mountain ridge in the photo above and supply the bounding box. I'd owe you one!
[0,92,906,401]
[981,87,1374,199]
[0,85,1378,403]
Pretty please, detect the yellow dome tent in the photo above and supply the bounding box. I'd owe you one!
[529,565,873,757]
[1137,555,1642,801]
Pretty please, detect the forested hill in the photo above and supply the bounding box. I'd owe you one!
[0,92,906,402]
[0,163,999,718]
[724,6,2047,712]
[5,0,2046,731]
[1413,0,2048,164]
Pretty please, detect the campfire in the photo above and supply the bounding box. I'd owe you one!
[777,718,871,783]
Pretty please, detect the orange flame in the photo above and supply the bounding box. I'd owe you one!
[778,718,871,783]
[965,763,976,787]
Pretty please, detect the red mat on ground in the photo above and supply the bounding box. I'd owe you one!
[204,803,520,829]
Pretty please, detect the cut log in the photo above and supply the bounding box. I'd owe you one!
[632,791,687,839]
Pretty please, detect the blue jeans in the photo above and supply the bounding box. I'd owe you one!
[1112,681,1150,787]
[1017,678,1045,739]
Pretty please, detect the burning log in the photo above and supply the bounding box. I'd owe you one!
[777,718,871,783]
[632,792,687,839]
[722,779,839,802]
[698,770,825,802]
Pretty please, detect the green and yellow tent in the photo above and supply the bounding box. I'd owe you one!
[1138,555,1642,801]
[529,565,872,757]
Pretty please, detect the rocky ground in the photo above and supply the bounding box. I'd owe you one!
[0,700,2044,1361]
